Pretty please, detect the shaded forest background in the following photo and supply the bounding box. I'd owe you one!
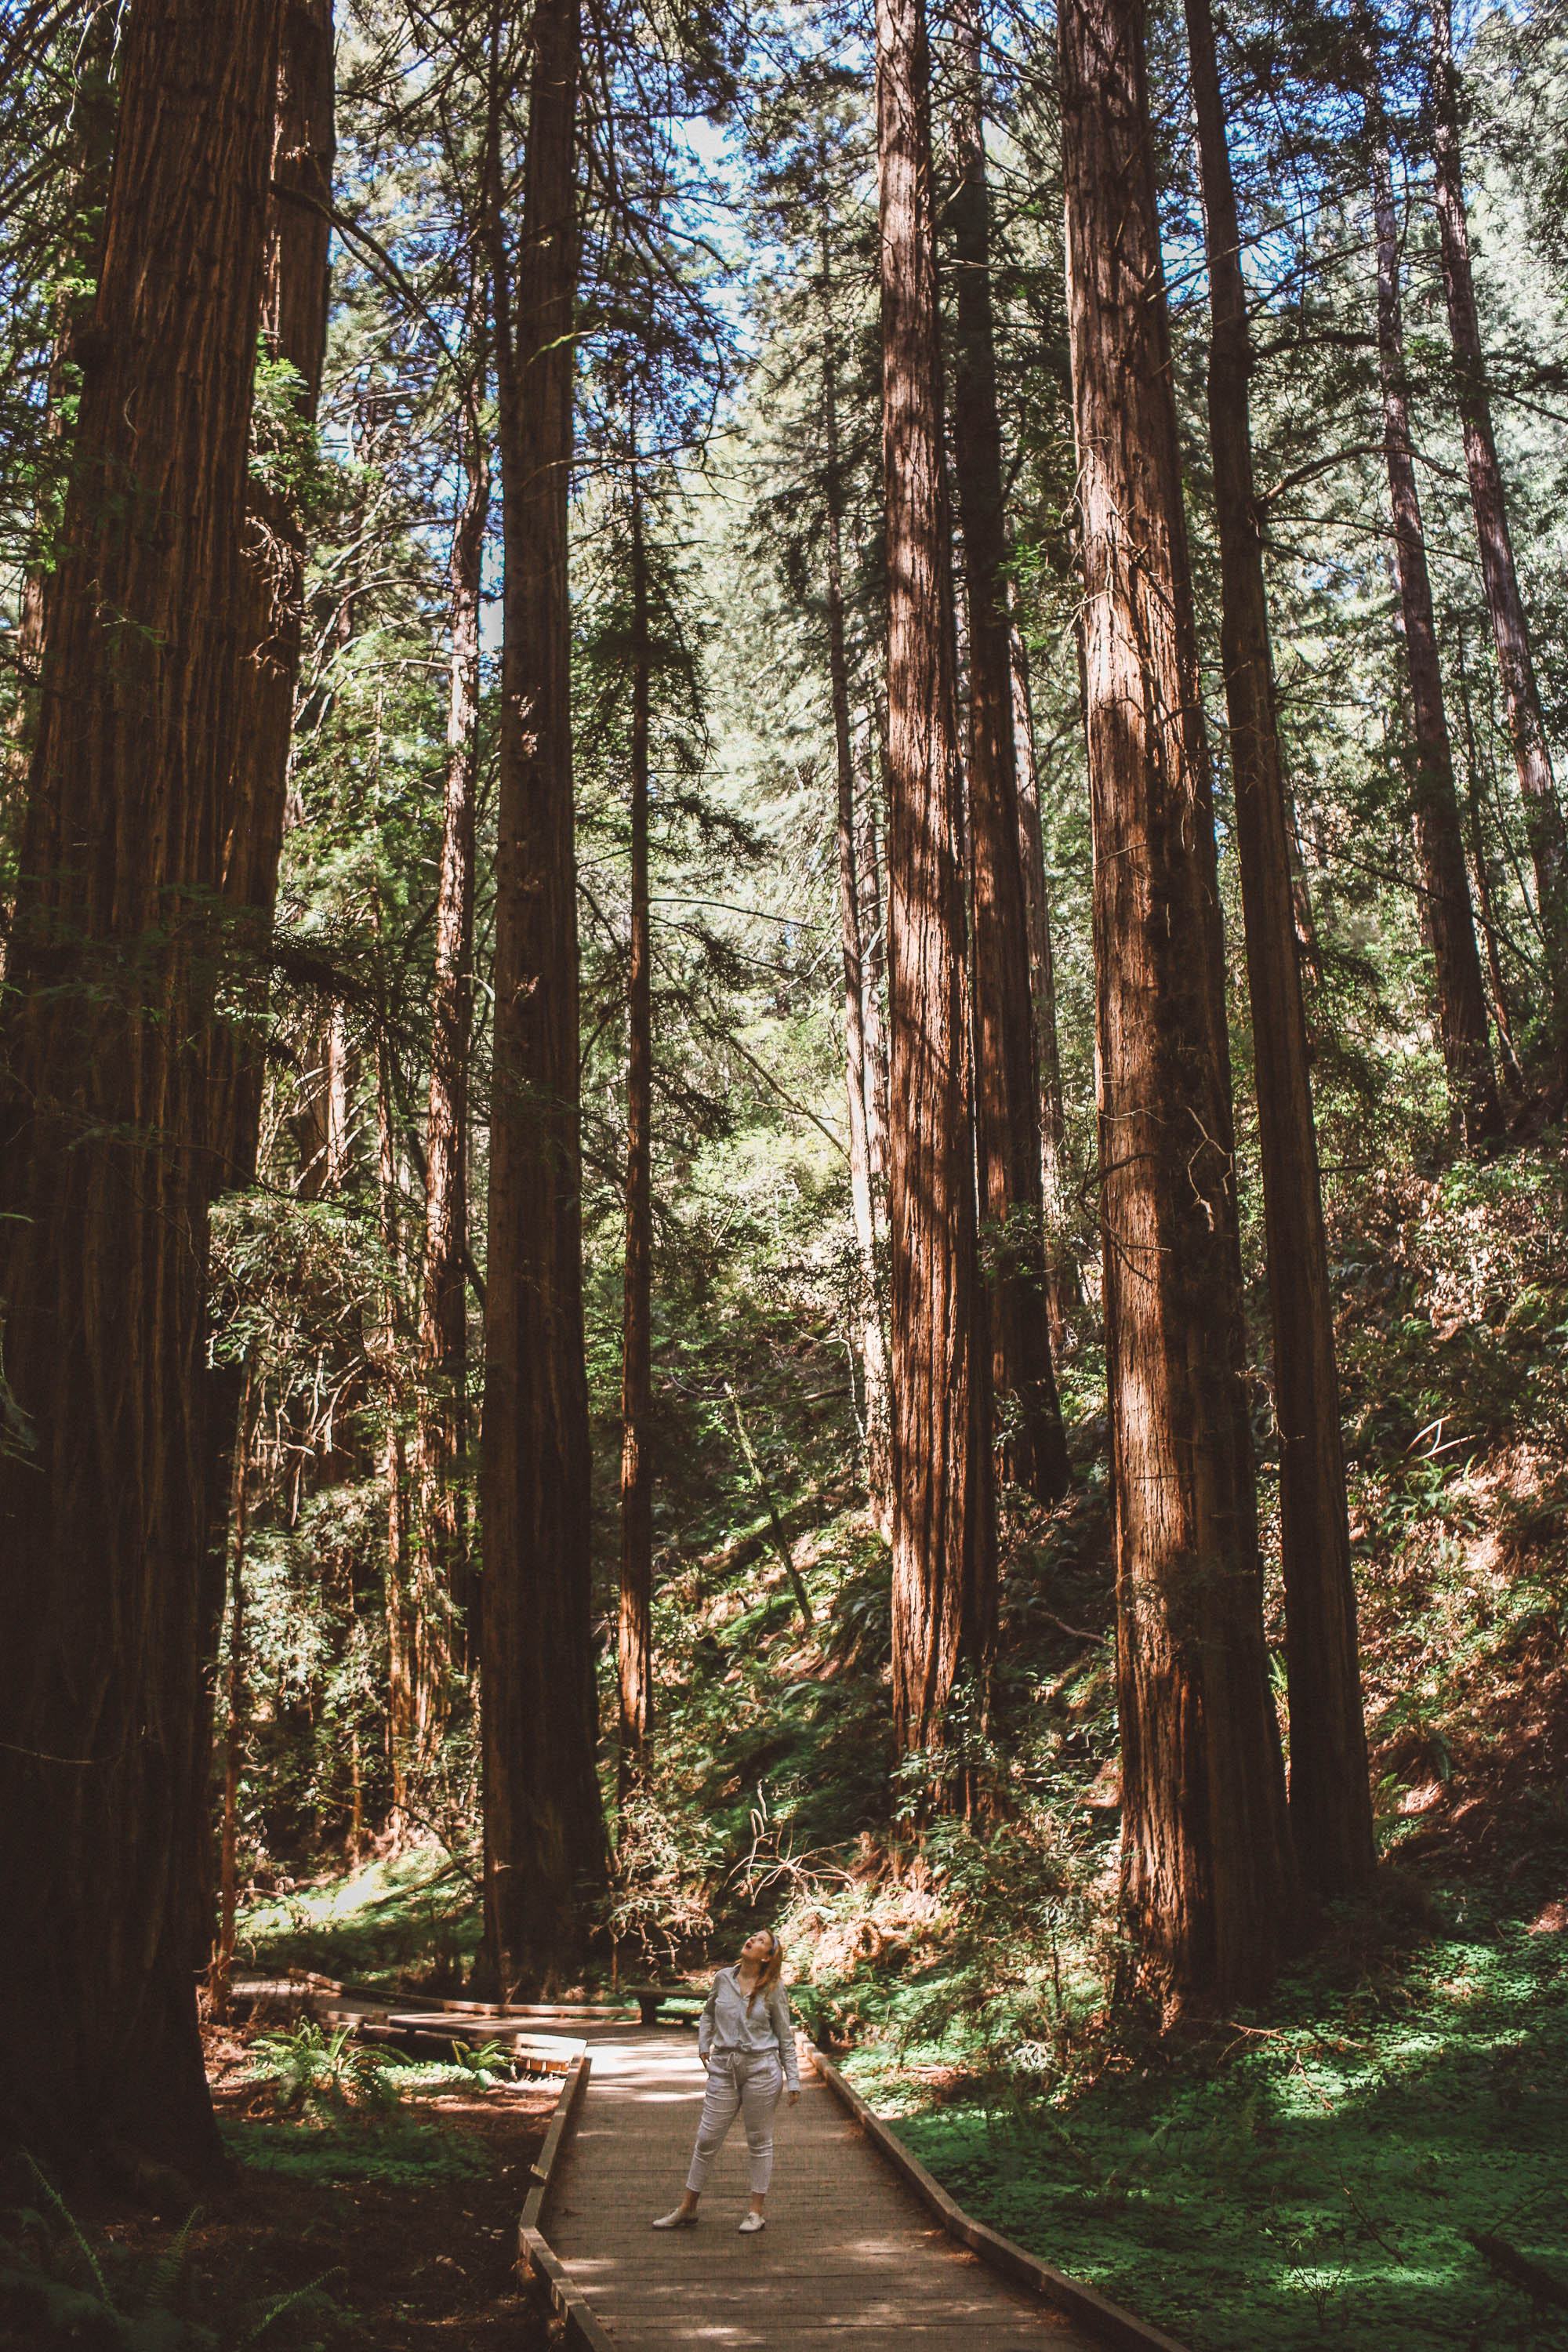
[2,0,1567,2344]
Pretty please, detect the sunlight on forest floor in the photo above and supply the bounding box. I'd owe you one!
[846,1915,1568,2350]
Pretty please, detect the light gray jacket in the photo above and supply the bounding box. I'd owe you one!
[697,1965,800,2091]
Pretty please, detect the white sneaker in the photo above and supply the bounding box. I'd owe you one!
[738,2212,766,2234]
[652,2209,698,2229]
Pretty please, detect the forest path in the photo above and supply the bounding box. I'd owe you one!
[542,2024,1104,2349]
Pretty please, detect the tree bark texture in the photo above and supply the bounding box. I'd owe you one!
[1008,607,1081,1346]
[480,0,607,1994]
[877,0,997,1784]
[949,0,1069,1504]
[1361,64,1501,1150]
[217,0,336,1196]
[824,332,892,1529]
[1185,0,1375,1900]
[1058,0,1300,2009]
[412,422,488,1744]
[0,0,281,2174]
[619,465,654,1791]
[1429,0,1568,1083]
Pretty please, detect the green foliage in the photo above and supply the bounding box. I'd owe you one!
[0,2164,343,2352]
[248,2024,403,2122]
[238,1849,480,1993]
[221,2118,490,2194]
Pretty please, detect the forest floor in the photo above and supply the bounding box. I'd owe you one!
[0,2024,552,2352]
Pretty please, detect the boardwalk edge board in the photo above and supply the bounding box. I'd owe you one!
[517,2050,619,2352]
[806,2044,1191,2352]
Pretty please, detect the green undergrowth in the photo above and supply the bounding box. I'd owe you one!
[844,1908,1568,2350]
[238,1846,479,1992]
[221,2115,492,2192]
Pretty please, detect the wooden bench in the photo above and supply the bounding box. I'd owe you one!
[622,1984,704,2027]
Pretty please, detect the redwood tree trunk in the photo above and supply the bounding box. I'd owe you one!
[412,416,488,1741]
[480,0,606,1994]
[619,463,654,1792]
[949,0,1068,1504]
[823,325,892,1526]
[1429,0,1568,1087]
[218,0,336,1193]
[1360,44,1501,1150]
[1008,606,1081,1345]
[0,0,281,2175]
[1058,0,1300,2009]
[1185,0,1374,1901]
[877,0,996,1791]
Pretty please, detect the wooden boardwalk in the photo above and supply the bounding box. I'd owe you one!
[541,2024,1107,2350]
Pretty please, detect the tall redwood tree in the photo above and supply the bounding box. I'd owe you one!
[0,0,283,2173]
[1058,0,1299,2006]
[1184,0,1374,1899]
[949,0,1069,1505]
[618,454,655,1788]
[480,0,606,1994]
[877,0,996,1789]
[1357,18,1501,1151]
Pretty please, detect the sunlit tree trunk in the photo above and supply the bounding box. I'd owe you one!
[949,0,1068,1504]
[619,457,655,1793]
[412,413,488,1750]
[1429,0,1568,1090]
[1008,607,1080,1346]
[877,0,996,1797]
[1058,0,1300,2008]
[0,0,282,2176]
[480,0,606,1994]
[823,314,892,1528]
[1185,0,1374,1900]
[1359,31,1501,1150]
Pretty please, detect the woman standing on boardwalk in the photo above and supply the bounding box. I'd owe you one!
[652,1929,801,2233]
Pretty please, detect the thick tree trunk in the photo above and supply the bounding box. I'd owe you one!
[412,423,488,1742]
[619,464,654,1793]
[0,0,281,2176]
[218,0,336,1194]
[1360,49,1501,1149]
[1185,0,1374,1901]
[1058,0,1300,2009]
[1429,0,1568,1087]
[823,334,892,1527]
[1008,608,1081,1346]
[877,0,996,1792]
[949,0,1069,1504]
[480,0,606,1994]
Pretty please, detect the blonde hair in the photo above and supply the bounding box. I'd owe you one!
[744,1929,784,2011]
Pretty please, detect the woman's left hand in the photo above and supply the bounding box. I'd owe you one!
[787,2090,800,2106]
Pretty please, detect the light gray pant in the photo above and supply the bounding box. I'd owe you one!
[685,2051,784,2195]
